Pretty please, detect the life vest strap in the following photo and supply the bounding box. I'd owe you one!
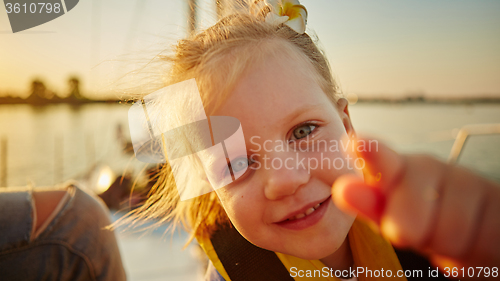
[210,224,294,281]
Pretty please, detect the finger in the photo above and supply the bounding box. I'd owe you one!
[346,136,406,193]
[347,137,446,248]
[332,174,385,224]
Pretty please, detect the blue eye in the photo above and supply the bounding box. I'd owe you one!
[291,124,317,141]
[230,157,250,173]
[223,156,252,179]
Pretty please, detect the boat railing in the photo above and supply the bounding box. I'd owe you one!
[448,123,500,164]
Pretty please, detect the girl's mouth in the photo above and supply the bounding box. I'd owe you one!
[275,195,331,231]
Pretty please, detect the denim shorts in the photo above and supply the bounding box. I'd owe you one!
[0,183,126,280]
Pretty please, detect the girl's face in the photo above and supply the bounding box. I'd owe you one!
[212,49,357,260]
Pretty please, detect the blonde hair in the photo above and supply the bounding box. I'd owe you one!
[124,9,341,241]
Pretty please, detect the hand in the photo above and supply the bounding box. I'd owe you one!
[332,137,500,275]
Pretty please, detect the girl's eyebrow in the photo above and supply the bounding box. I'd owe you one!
[279,104,325,126]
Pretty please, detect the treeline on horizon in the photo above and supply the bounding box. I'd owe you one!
[1,77,499,105]
[0,77,119,105]
[354,95,500,104]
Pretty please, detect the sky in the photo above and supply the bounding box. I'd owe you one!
[0,0,499,99]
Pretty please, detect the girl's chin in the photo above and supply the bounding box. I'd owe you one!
[237,211,355,260]
[276,225,353,260]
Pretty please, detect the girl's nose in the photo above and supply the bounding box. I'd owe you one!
[264,154,310,201]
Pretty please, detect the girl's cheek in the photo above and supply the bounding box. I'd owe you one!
[215,189,232,211]
[216,187,247,218]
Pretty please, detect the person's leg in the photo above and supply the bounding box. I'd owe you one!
[32,189,69,240]
[0,184,126,281]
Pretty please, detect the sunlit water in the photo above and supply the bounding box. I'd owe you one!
[0,103,147,187]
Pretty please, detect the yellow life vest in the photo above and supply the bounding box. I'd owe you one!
[198,219,407,281]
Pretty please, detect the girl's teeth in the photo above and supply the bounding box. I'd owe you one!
[287,202,324,221]
[305,207,315,216]
[295,213,305,219]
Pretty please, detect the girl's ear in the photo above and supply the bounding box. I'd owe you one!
[336,98,355,137]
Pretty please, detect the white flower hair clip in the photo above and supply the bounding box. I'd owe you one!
[251,0,308,34]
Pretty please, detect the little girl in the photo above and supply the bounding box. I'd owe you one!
[127,1,500,280]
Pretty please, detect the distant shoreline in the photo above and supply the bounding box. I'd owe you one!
[354,96,500,104]
[0,98,122,105]
[0,96,129,105]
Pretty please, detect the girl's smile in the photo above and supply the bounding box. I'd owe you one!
[274,194,331,231]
